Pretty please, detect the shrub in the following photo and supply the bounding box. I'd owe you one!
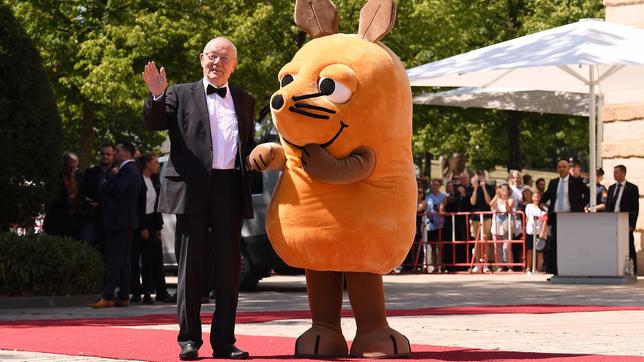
[0,4,62,231]
[0,233,104,296]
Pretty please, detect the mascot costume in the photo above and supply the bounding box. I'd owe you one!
[249,0,415,357]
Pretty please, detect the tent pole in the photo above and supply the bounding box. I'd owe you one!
[597,95,604,168]
[589,66,597,212]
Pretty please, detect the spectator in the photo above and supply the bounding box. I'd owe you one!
[523,174,533,189]
[131,154,172,304]
[569,158,589,185]
[402,183,427,272]
[426,178,446,272]
[535,178,546,195]
[606,164,640,274]
[513,188,533,270]
[490,184,515,271]
[44,152,81,239]
[89,141,142,308]
[525,192,546,273]
[78,144,115,255]
[468,170,495,273]
[508,169,528,205]
[589,167,608,212]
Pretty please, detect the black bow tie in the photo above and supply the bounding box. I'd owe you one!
[207,84,227,98]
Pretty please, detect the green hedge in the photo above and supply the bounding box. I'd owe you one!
[0,233,104,296]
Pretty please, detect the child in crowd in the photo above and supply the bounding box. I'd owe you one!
[525,192,547,273]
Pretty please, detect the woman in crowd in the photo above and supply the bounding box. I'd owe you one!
[402,183,428,272]
[132,154,171,303]
[43,152,81,239]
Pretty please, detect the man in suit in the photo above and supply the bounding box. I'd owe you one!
[606,164,640,274]
[142,37,255,360]
[79,144,115,256]
[89,141,142,308]
[540,159,590,276]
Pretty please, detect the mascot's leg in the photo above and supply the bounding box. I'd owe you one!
[345,272,411,358]
[295,269,349,357]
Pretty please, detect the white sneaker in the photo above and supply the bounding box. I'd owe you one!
[471,266,480,273]
[483,267,491,273]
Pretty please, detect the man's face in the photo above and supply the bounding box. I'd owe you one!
[200,38,237,87]
[536,180,546,191]
[99,146,113,166]
[557,161,570,178]
[570,165,581,177]
[614,167,626,183]
[113,144,129,164]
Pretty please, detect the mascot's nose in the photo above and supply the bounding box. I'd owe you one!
[271,94,285,110]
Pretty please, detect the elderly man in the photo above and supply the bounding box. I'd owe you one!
[142,37,255,360]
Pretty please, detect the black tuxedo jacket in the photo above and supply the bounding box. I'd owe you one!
[143,81,255,218]
[102,161,142,232]
[541,176,590,215]
[607,181,640,228]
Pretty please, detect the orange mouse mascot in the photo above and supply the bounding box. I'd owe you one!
[249,0,415,357]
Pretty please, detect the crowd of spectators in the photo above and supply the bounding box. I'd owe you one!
[407,157,638,275]
[43,143,173,305]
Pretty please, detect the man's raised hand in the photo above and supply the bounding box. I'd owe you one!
[142,61,167,98]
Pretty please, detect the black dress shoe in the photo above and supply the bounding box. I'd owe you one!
[179,342,199,360]
[142,294,154,304]
[213,345,249,359]
[130,294,141,303]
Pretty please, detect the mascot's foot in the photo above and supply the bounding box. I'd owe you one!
[350,327,411,358]
[295,325,348,358]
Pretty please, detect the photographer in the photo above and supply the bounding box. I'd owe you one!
[468,170,495,273]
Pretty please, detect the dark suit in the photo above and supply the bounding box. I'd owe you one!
[607,181,640,273]
[101,161,142,301]
[143,80,255,350]
[540,176,589,275]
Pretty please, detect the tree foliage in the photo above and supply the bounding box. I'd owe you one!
[0,3,61,230]
[7,0,605,174]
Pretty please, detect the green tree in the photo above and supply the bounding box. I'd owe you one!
[0,3,62,231]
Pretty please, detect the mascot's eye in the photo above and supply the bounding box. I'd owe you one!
[280,74,295,87]
[318,77,352,104]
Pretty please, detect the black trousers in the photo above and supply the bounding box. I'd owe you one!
[131,214,167,296]
[103,228,134,300]
[545,213,558,275]
[629,230,637,274]
[177,170,243,350]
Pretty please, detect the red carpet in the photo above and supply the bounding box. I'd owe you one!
[3,304,644,327]
[1,325,642,361]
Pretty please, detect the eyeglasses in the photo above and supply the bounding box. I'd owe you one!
[203,52,231,64]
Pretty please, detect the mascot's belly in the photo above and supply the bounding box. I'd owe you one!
[266,166,416,274]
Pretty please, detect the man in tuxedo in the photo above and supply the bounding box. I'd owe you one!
[607,164,640,273]
[540,159,590,276]
[142,37,255,360]
[89,141,142,308]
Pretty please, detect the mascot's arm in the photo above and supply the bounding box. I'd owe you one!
[248,143,286,171]
[302,144,375,184]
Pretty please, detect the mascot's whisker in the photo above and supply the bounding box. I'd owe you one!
[294,103,337,114]
[288,106,331,119]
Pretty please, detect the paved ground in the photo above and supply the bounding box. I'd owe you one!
[3,273,644,360]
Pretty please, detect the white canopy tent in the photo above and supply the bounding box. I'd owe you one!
[407,19,644,209]
[414,87,589,116]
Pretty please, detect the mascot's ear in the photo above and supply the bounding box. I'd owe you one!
[357,0,396,42]
[294,0,339,38]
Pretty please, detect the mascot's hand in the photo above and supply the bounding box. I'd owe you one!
[302,144,375,184]
[248,143,286,171]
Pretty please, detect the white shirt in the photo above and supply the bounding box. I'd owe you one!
[525,203,546,235]
[555,176,571,212]
[143,176,157,215]
[203,78,238,170]
[614,182,626,212]
[118,159,134,171]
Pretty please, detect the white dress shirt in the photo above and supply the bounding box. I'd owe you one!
[614,182,626,212]
[143,176,157,215]
[203,78,238,170]
[555,176,571,212]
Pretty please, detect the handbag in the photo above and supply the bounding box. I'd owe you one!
[535,236,546,252]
